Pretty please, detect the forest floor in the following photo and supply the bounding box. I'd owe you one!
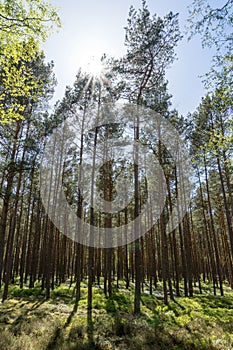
[0,281,232,350]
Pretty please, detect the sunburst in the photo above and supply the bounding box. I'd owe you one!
[83,56,104,78]
[81,55,113,96]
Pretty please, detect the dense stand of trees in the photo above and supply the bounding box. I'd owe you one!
[0,0,232,326]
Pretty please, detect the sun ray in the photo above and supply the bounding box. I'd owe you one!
[80,55,113,98]
[82,56,104,79]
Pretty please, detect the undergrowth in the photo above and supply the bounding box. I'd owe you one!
[0,281,232,349]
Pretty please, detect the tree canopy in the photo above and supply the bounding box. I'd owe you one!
[187,0,233,103]
[0,0,61,123]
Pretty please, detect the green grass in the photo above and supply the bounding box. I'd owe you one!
[0,282,232,349]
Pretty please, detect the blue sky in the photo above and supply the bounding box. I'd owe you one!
[43,0,215,115]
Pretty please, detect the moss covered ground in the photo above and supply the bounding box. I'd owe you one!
[0,281,232,349]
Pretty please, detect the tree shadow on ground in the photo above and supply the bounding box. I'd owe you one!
[46,301,79,350]
[9,298,46,334]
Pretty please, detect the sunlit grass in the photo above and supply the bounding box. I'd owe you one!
[0,281,232,349]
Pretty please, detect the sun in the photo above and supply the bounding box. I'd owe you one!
[82,56,104,78]
[79,54,113,94]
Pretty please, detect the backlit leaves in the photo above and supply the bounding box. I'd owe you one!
[0,0,61,123]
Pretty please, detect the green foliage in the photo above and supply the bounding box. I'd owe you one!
[0,0,61,123]
[115,0,182,106]
[0,0,61,40]
[187,0,233,97]
[9,285,45,297]
[0,284,233,349]
[105,293,130,312]
[187,0,232,52]
[51,285,74,298]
